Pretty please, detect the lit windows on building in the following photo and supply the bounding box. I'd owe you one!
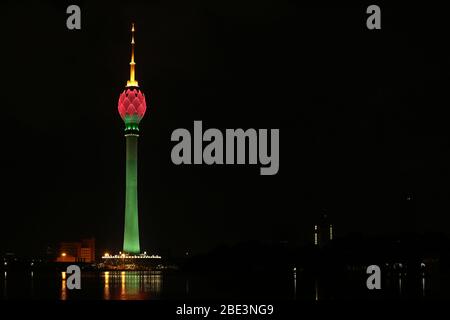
[56,238,96,263]
[314,225,318,246]
[313,218,334,247]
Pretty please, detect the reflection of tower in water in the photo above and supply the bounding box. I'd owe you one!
[104,271,110,300]
[144,272,163,294]
[3,271,7,299]
[103,271,162,300]
[60,271,67,300]
[121,271,126,298]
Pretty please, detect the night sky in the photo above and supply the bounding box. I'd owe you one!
[1,1,449,257]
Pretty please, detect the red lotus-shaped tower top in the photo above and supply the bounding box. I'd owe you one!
[118,88,146,123]
[118,23,147,128]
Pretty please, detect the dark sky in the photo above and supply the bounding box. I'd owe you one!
[1,1,450,256]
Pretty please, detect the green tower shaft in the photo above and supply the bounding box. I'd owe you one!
[123,132,140,254]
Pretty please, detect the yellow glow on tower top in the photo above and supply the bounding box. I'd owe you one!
[126,23,139,87]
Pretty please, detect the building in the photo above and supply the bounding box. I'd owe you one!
[56,238,96,263]
[117,23,148,254]
[80,238,95,262]
[313,213,334,247]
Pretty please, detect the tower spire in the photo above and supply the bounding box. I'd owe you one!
[126,23,139,87]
